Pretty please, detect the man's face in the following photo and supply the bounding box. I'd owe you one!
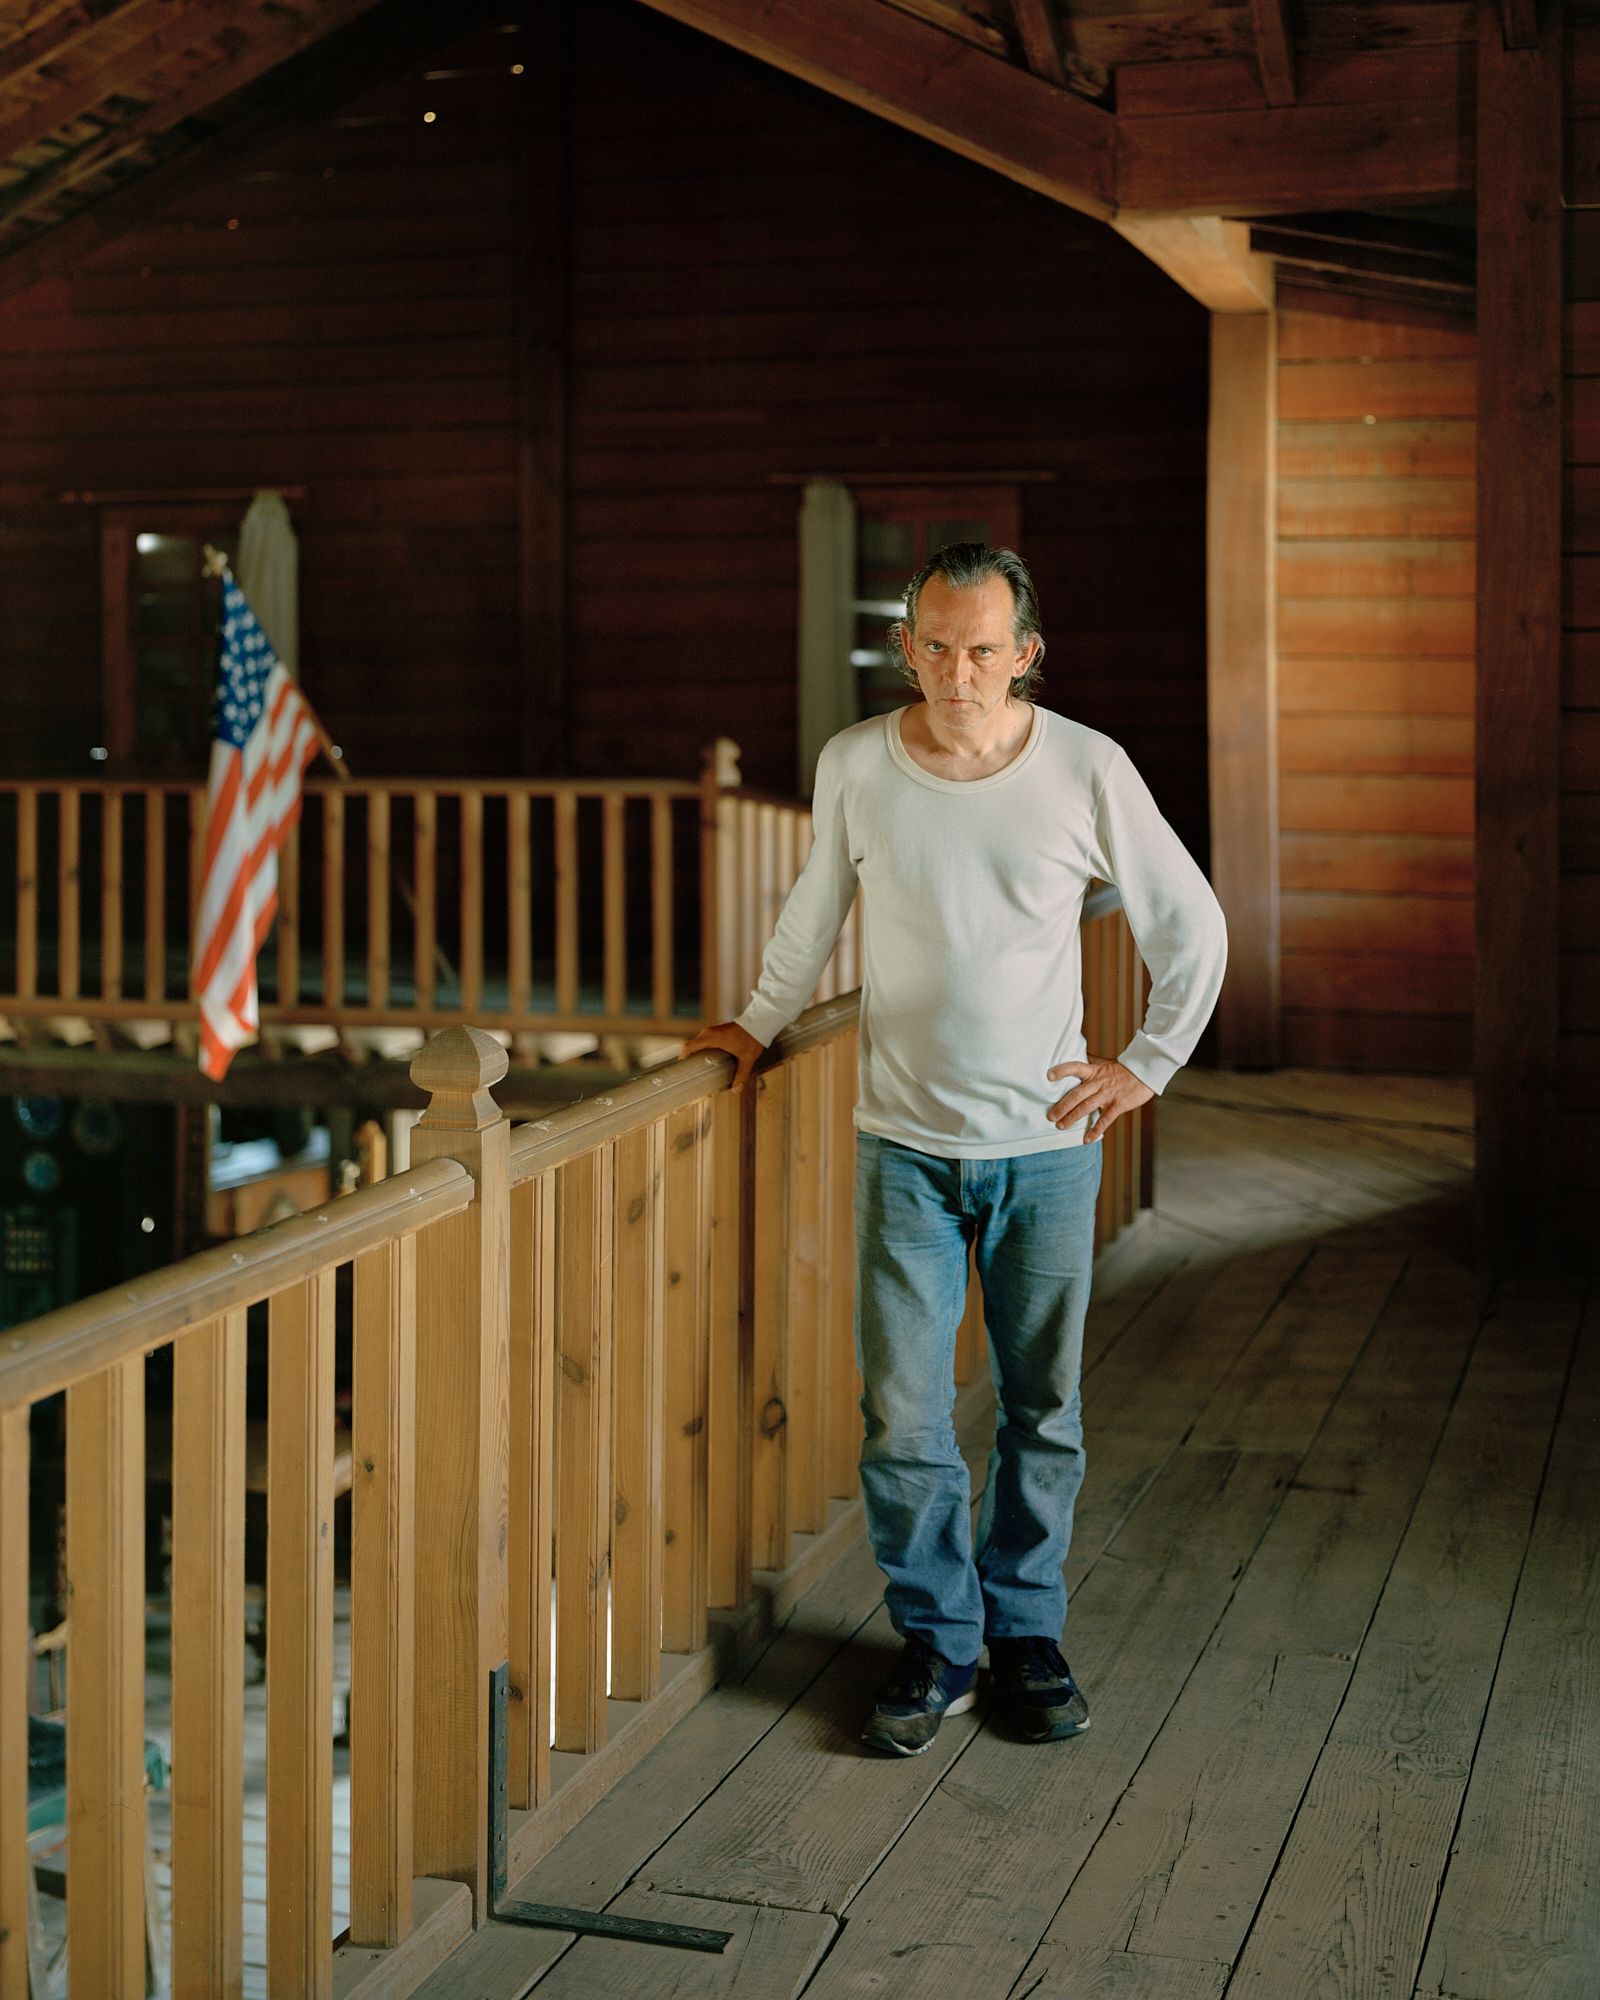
[900,574,1038,728]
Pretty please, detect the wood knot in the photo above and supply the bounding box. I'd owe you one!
[682,1414,705,1438]
[760,1396,787,1438]
[674,1129,695,1152]
[615,1496,629,1526]
[558,1353,585,1385]
[627,1194,646,1224]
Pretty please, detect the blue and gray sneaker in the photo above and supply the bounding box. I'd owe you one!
[861,1635,979,1756]
[987,1636,1090,1741]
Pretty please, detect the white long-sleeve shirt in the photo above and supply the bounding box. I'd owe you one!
[734,702,1228,1158]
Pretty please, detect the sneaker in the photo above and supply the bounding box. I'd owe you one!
[861,1636,979,1757]
[987,1637,1090,1742]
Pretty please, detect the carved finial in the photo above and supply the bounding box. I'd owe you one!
[410,1025,509,1133]
[702,737,742,789]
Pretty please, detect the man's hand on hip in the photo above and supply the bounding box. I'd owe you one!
[680,1020,765,1093]
[1045,1056,1154,1141]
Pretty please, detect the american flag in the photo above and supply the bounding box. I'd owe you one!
[192,569,320,1080]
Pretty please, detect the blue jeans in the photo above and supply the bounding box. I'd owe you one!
[854,1131,1102,1665]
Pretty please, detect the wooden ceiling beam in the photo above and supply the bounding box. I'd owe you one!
[630,0,1115,221]
[1005,0,1108,103]
[0,0,259,170]
[0,0,127,93]
[0,0,391,236]
[1251,227,1473,295]
[1248,0,1296,105]
[1112,213,1273,313]
[1116,96,1470,214]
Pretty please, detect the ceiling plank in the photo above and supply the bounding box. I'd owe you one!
[1249,0,1297,105]
[1113,213,1273,312]
[0,0,131,94]
[1116,96,1470,215]
[0,0,392,236]
[1250,227,1473,294]
[0,0,471,303]
[630,0,1115,221]
[0,0,261,170]
[1006,0,1109,102]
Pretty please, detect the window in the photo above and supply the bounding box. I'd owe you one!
[100,508,238,772]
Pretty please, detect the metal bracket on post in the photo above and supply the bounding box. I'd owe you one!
[486,1663,732,1956]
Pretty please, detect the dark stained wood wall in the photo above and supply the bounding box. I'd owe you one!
[564,3,1211,846]
[1564,31,1600,1239]
[1275,303,1476,1074]
[0,0,1213,862]
[0,17,523,775]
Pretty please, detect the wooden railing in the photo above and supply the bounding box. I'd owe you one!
[0,898,1150,2000]
[0,742,860,1041]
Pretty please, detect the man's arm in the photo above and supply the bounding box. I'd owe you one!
[1082,748,1228,1096]
[682,738,860,1084]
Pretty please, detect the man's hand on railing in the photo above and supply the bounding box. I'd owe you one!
[680,1020,765,1093]
[1045,1055,1154,1141]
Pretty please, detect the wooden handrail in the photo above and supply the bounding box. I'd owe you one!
[506,991,864,1187]
[0,1158,471,1409]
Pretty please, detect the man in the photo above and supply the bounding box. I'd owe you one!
[683,543,1227,1755]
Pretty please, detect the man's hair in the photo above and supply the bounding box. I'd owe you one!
[893,542,1046,701]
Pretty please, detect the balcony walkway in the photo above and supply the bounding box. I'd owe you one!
[418,1064,1599,2000]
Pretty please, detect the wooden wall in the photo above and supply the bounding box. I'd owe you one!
[564,3,1210,842]
[0,17,523,775]
[1564,31,1600,1237]
[1275,303,1476,1073]
[0,0,1213,861]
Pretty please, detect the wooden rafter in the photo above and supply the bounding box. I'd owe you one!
[0,0,259,171]
[1248,0,1296,105]
[1005,0,1108,102]
[0,0,130,94]
[0,0,473,305]
[0,0,391,237]
[631,0,1115,221]
[1499,0,1539,49]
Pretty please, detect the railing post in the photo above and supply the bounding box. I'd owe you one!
[408,1026,511,1919]
[699,737,741,1024]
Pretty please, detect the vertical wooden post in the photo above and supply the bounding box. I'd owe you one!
[266,1271,336,2000]
[407,1026,511,1915]
[144,788,165,1003]
[101,787,124,1000]
[367,790,391,1013]
[351,1236,416,1948]
[553,1142,615,1752]
[706,1087,749,1606]
[610,1120,665,1700]
[651,792,675,1022]
[413,791,437,1013]
[16,786,37,1000]
[460,791,484,1015]
[507,1170,556,1807]
[602,791,627,1021]
[554,791,579,1017]
[278,818,300,1006]
[662,1097,712,1652]
[1476,0,1563,1262]
[171,1311,246,2000]
[698,738,741,1024]
[0,1405,30,2000]
[509,790,533,1017]
[785,1048,829,1536]
[1207,308,1280,1068]
[826,1027,861,1501]
[58,787,80,1001]
[322,788,345,1013]
[66,1357,146,1998]
[750,1065,791,1573]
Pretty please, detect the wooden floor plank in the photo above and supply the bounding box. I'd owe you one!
[1006,1248,1485,1991]
[1414,1288,1600,2000]
[1223,1277,1584,2000]
[529,1889,836,1997]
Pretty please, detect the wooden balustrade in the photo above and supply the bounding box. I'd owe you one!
[0,891,1151,1999]
[0,750,862,1043]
